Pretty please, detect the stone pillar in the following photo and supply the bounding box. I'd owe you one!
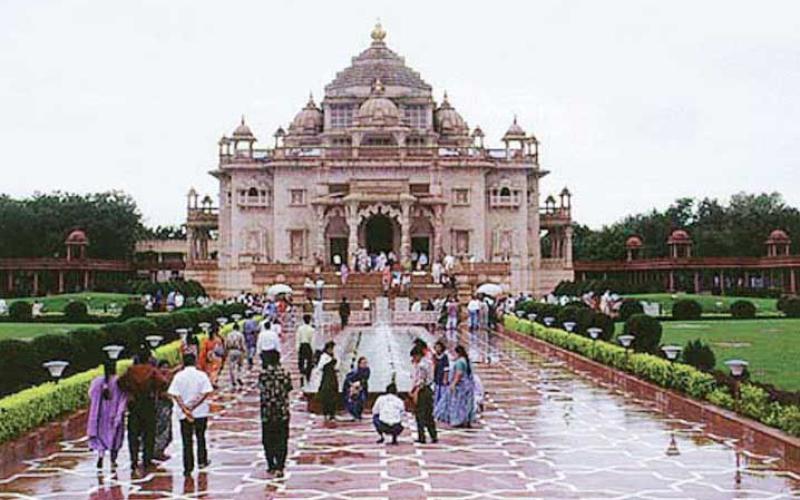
[58,271,64,294]
[693,271,701,293]
[83,271,90,290]
[720,270,726,294]
[32,272,39,296]
[6,271,12,293]
[564,226,573,266]
[346,202,359,267]
[400,202,412,266]
[432,205,444,262]
[314,206,326,263]
[668,271,675,292]
[791,268,797,294]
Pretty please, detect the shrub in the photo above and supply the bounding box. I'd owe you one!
[66,328,108,372]
[623,313,662,354]
[9,301,33,322]
[682,339,716,372]
[119,302,146,321]
[672,299,702,320]
[30,334,81,379]
[122,318,159,350]
[618,300,644,321]
[64,301,89,322]
[729,300,756,319]
[780,297,800,318]
[0,340,40,394]
[100,322,137,356]
[590,312,615,341]
[556,305,582,329]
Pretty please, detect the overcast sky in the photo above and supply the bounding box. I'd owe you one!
[1,1,798,229]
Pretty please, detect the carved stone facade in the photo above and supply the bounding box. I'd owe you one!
[186,23,573,297]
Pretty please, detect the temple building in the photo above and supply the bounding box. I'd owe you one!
[185,23,574,297]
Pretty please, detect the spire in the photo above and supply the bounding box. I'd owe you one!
[371,77,385,95]
[371,19,386,43]
[305,91,317,109]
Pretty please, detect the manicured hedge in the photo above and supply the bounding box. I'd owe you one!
[64,301,89,322]
[619,299,644,321]
[503,315,800,438]
[729,300,756,319]
[672,299,702,320]
[779,296,800,318]
[9,301,32,321]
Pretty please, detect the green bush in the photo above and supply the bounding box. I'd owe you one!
[556,305,582,330]
[729,300,756,319]
[682,339,716,372]
[99,322,137,356]
[623,314,663,354]
[672,299,702,320]
[30,334,81,379]
[66,328,108,372]
[121,317,159,351]
[589,312,615,341]
[9,301,33,322]
[119,302,146,321]
[780,297,800,318]
[619,300,644,321]
[0,340,40,394]
[64,301,89,322]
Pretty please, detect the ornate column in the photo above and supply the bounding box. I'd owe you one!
[432,205,444,261]
[564,226,573,266]
[58,271,64,294]
[33,272,39,296]
[314,205,327,263]
[400,202,412,266]
[346,202,359,266]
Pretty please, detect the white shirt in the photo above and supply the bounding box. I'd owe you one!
[372,393,405,425]
[411,301,422,312]
[168,366,213,420]
[468,299,481,312]
[256,326,281,358]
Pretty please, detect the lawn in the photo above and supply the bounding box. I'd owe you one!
[624,292,779,316]
[652,318,800,391]
[0,322,100,341]
[7,292,136,314]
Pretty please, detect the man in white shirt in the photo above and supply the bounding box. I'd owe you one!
[467,296,481,331]
[371,383,405,445]
[295,314,315,384]
[168,353,214,477]
[256,320,281,364]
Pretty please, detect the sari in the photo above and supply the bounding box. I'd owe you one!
[437,357,475,426]
[201,336,225,385]
[341,367,370,419]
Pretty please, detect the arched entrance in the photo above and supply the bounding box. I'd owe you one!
[364,214,395,254]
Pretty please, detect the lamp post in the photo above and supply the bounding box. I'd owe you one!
[526,313,537,322]
[176,328,189,343]
[587,327,602,340]
[102,345,124,361]
[198,322,211,333]
[618,334,635,364]
[665,431,680,456]
[543,316,555,327]
[231,313,242,323]
[661,344,682,362]
[145,335,163,349]
[216,317,228,327]
[515,309,526,318]
[725,359,748,412]
[563,321,576,333]
[42,360,69,383]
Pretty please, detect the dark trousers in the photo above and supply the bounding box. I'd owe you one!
[298,343,313,382]
[373,414,403,438]
[261,419,289,471]
[127,399,156,467]
[179,417,208,474]
[415,386,437,442]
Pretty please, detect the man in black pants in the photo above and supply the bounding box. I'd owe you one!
[295,314,315,384]
[168,353,214,477]
[258,349,292,477]
[410,345,438,444]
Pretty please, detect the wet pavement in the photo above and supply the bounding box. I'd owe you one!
[0,327,798,499]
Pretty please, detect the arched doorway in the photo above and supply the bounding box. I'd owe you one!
[364,214,395,254]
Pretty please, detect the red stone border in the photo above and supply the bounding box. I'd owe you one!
[498,326,800,472]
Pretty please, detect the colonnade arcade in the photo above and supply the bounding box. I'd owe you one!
[314,201,444,267]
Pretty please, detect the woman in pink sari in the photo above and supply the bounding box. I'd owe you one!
[87,361,128,469]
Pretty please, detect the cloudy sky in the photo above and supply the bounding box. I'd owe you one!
[1,1,798,229]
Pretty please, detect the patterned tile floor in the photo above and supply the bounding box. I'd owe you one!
[0,327,798,499]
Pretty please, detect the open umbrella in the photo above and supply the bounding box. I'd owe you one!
[476,283,504,297]
[266,283,293,297]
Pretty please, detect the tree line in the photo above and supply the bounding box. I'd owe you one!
[573,192,800,261]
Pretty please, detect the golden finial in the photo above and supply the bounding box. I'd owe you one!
[372,78,385,94]
[371,19,386,42]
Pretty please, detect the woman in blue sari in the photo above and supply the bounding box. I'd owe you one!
[342,357,370,421]
[432,340,450,421]
[441,345,475,428]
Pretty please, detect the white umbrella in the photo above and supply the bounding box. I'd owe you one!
[267,283,293,297]
[476,283,503,297]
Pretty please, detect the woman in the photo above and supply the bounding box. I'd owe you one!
[87,361,128,469]
[181,330,200,360]
[432,340,450,420]
[153,360,173,461]
[342,357,370,420]
[440,345,475,428]
[316,341,339,421]
[340,262,349,286]
[201,325,225,386]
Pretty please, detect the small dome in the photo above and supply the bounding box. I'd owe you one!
[471,126,484,138]
[65,229,89,245]
[668,229,692,243]
[503,115,527,141]
[625,235,643,249]
[767,229,790,242]
[289,94,323,135]
[560,187,571,197]
[435,93,468,136]
[232,116,254,138]
[356,79,402,126]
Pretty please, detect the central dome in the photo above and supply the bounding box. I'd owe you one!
[355,79,402,127]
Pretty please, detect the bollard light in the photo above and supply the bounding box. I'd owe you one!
[197,322,211,333]
[43,360,69,382]
[176,328,189,342]
[145,335,163,348]
[725,359,748,378]
[543,316,555,327]
[102,345,124,360]
[665,432,680,456]
[563,321,576,332]
[661,345,682,362]
[587,327,602,340]
[618,335,635,348]
[231,313,242,322]
[527,313,537,322]
[516,310,526,318]
[216,317,228,326]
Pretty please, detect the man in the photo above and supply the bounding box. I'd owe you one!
[118,349,169,471]
[372,383,404,445]
[362,295,371,312]
[256,320,281,364]
[258,349,292,477]
[296,314,315,385]
[243,312,259,369]
[168,353,214,477]
[410,345,438,444]
[468,296,481,331]
[315,275,325,301]
[225,322,246,388]
[338,297,351,329]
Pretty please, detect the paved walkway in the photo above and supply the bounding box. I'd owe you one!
[0,328,798,499]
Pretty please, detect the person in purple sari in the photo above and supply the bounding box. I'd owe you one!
[87,361,128,469]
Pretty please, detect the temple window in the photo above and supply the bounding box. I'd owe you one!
[410,183,430,196]
[489,186,521,208]
[237,187,270,207]
[290,189,306,206]
[453,188,470,206]
[453,230,470,255]
[404,105,428,128]
[289,230,306,260]
[407,136,425,147]
[329,104,355,128]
